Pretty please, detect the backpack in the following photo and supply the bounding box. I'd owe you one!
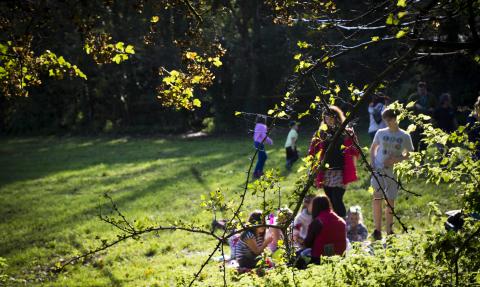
[372,105,383,124]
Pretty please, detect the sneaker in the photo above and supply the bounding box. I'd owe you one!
[387,230,395,236]
[371,229,382,241]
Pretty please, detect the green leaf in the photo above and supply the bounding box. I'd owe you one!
[125,45,135,54]
[192,99,201,107]
[112,54,122,64]
[115,42,125,51]
[297,41,311,49]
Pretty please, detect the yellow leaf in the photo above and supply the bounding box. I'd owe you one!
[115,42,124,51]
[192,99,201,107]
[277,111,287,118]
[125,45,135,54]
[371,36,380,42]
[185,51,197,60]
[151,16,159,23]
[320,123,328,131]
[267,109,275,115]
[397,0,406,7]
[398,11,408,19]
[396,30,407,38]
[386,13,394,25]
[234,111,242,116]
[368,186,374,194]
[334,85,340,94]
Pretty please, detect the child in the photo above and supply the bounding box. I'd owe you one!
[236,211,273,268]
[293,194,315,249]
[346,205,368,242]
[285,121,299,170]
[370,109,414,240]
[267,207,293,252]
[253,115,273,179]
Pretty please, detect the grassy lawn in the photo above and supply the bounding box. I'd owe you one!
[0,131,461,286]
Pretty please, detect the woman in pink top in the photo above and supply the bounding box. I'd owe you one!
[253,115,273,179]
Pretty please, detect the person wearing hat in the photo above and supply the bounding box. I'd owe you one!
[285,121,300,170]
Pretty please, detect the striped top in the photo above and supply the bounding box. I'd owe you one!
[235,230,264,263]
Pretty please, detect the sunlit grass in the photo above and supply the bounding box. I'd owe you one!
[0,133,460,286]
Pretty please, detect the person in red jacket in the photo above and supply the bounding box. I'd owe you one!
[304,196,347,264]
[308,106,359,218]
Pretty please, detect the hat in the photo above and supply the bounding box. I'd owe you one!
[289,121,298,127]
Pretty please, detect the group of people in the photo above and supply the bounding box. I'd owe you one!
[239,86,480,270]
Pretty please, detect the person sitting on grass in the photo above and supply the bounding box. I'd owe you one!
[370,108,414,240]
[303,196,347,264]
[292,194,315,249]
[267,207,293,253]
[236,211,273,269]
[346,205,368,243]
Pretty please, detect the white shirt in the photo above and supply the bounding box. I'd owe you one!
[372,128,414,169]
[285,129,298,148]
[368,103,387,133]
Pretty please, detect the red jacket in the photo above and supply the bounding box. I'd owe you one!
[311,209,346,257]
[308,129,359,188]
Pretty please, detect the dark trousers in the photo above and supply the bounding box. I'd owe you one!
[254,142,267,176]
[324,186,346,218]
[286,147,299,169]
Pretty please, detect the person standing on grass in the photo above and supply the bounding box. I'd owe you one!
[370,109,414,240]
[407,81,435,150]
[253,115,273,179]
[285,121,299,171]
[308,106,360,218]
[368,92,389,140]
[433,93,458,133]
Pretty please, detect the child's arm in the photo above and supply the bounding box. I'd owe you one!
[244,236,273,255]
[370,143,379,168]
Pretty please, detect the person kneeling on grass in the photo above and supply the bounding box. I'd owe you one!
[299,196,346,266]
[236,210,273,269]
[370,108,414,240]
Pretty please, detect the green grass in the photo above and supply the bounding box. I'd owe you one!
[0,132,461,286]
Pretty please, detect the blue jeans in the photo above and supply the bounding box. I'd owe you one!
[254,141,267,176]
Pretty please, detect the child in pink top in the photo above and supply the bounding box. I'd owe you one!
[253,115,273,179]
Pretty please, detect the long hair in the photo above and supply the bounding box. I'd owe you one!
[311,196,332,219]
[322,105,346,125]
